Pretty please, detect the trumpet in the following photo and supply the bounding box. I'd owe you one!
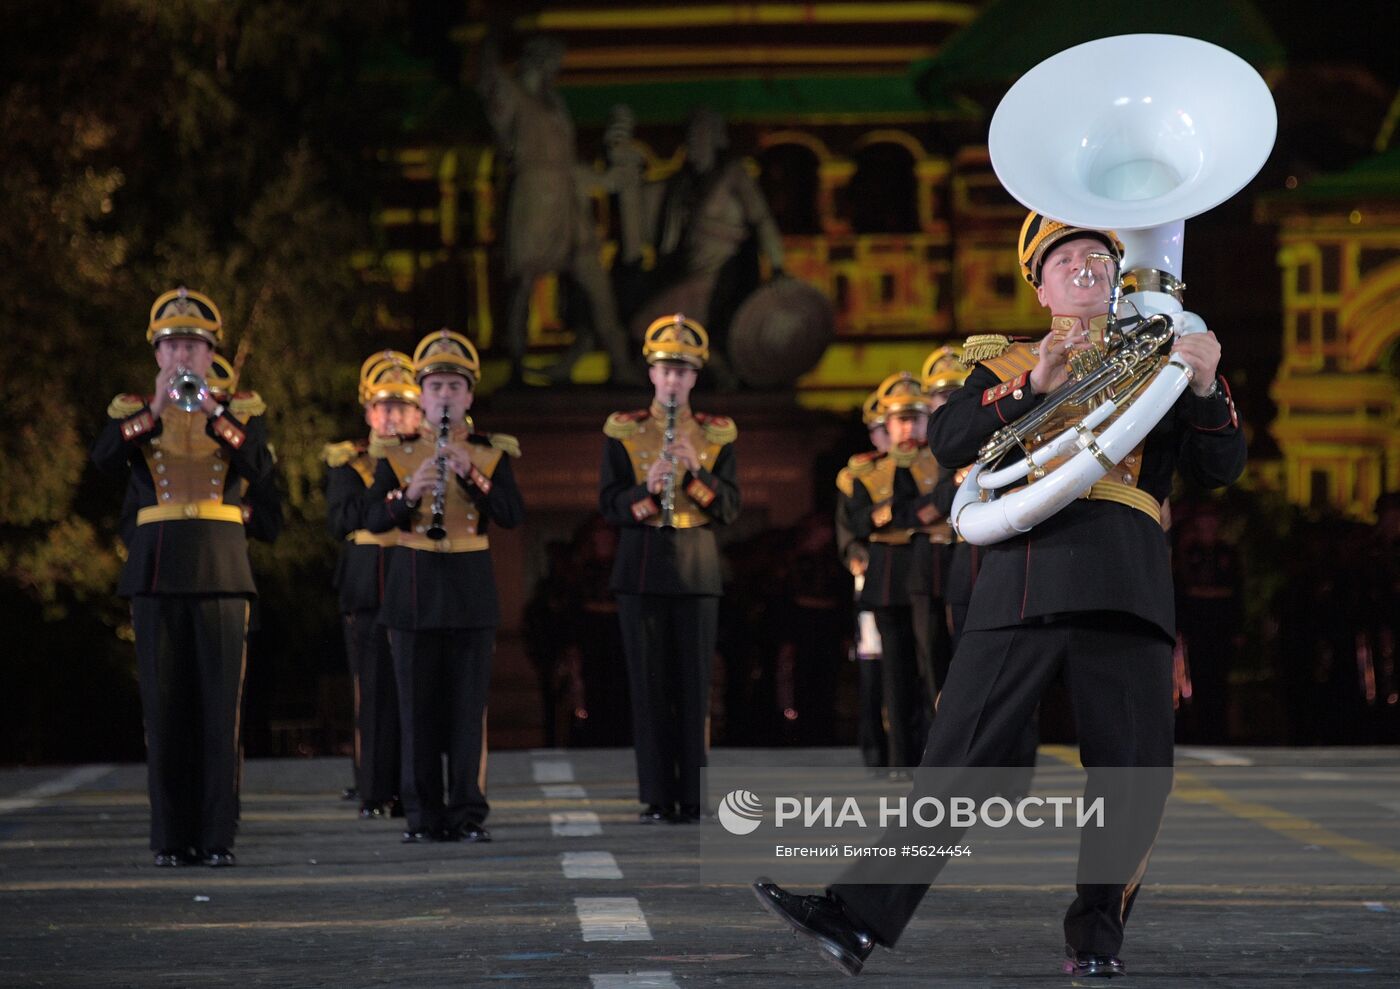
[659,391,678,528]
[168,366,208,413]
[425,407,451,541]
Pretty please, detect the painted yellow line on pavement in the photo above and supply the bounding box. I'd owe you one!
[1173,771,1400,876]
[1032,747,1400,876]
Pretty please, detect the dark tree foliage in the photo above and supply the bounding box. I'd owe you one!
[0,0,414,762]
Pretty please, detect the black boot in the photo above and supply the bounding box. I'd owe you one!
[1063,945,1126,978]
[751,877,875,976]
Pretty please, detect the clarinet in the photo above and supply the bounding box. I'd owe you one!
[659,391,678,528]
[425,408,451,541]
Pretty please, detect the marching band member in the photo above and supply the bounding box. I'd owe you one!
[754,212,1245,978]
[842,373,956,766]
[92,288,280,867]
[323,352,422,819]
[599,314,739,823]
[364,330,523,844]
[837,391,891,767]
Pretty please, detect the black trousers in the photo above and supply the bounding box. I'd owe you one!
[616,594,717,810]
[344,610,400,804]
[387,627,493,833]
[872,607,924,767]
[856,656,888,767]
[910,594,953,718]
[831,614,1174,956]
[131,595,249,852]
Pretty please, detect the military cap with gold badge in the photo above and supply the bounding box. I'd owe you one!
[641,313,709,369]
[413,329,481,384]
[873,371,931,419]
[359,350,421,407]
[921,345,969,396]
[147,287,223,347]
[1017,210,1124,287]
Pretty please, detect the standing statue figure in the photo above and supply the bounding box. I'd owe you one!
[614,108,831,389]
[478,36,641,385]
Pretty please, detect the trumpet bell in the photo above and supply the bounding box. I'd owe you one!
[169,367,208,413]
[989,33,1276,241]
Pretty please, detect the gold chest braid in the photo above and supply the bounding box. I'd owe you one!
[382,433,505,551]
[141,408,235,509]
[621,416,723,530]
[857,447,948,543]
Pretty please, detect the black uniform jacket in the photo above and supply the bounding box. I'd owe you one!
[599,408,740,597]
[845,446,956,609]
[92,394,280,597]
[324,441,386,614]
[364,431,524,630]
[929,362,1246,640]
[834,474,868,576]
[905,467,959,600]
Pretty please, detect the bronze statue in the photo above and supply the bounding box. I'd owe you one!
[614,108,830,389]
[478,37,641,385]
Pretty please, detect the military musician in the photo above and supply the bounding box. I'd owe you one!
[323,351,423,819]
[92,287,281,868]
[364,330,523,843]
[599,314,740,823]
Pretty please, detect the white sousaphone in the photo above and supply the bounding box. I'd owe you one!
[951,34,1276,545]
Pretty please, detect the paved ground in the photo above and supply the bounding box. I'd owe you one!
[0,747,1397,988]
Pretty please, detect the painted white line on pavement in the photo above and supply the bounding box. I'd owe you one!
[532,760,576,783]
[552,811,602,837]
[575,897,653,941]
[0,765,115,815]
[562,851,623,879]
[541,783,588,800]
[590,973,678,989]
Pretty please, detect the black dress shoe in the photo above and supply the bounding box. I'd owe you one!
[202,848,236,867]
[340,786,358,801]
[1063,946,1126,978]
[455,824,492,843]
[153,848,195,867]
[752,877,875,976]
[401,829,437,844]
[359,802,385,819]
[638,804,673,823]
[671,804,702,824]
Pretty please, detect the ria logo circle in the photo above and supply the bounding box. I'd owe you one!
[717,789,764,835]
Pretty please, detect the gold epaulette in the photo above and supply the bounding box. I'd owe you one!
[836,466,855,498]
[486,432,521,459]
[847,450,884,475]
[960,334,1012,366]
[230,391,266,418]
[695,412,737,445]
[980,344,1038,383]
[604,409,649,440]
[321,440,362,467]
[368,433,404,459]
[107,394,147,419]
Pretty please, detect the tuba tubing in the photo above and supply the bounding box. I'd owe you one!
[976,401,1120,491]
[952,351,1194,545]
